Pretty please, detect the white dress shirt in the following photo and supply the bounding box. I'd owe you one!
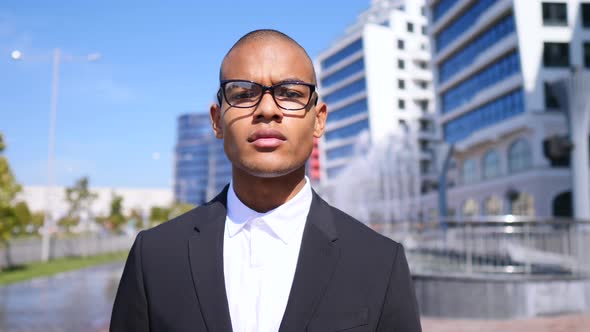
[223,177,312,332]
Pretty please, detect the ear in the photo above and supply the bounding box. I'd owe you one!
[210,102,223,139]
[313,102,327,138]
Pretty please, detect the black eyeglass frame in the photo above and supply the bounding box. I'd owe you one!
[217,79,318,111]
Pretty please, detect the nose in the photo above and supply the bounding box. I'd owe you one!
[253,90,283,121]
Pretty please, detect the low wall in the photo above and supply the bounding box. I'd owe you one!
[414,273,590,319]
[0,234,134,268]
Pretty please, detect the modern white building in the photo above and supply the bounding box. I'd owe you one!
[316,0,438,220]
[18,185,173,221]
[423,0,590,218]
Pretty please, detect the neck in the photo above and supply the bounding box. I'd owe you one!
[231,166,307,213]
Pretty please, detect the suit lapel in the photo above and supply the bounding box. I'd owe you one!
[188,188,233,332]
[279,191,340,332]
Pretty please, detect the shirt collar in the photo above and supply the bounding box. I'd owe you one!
[226,177,313,244]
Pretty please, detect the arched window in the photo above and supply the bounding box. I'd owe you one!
[508,139,531,173]
[484,196,503,215]
[462,199,479,217]
[462,158,478,184]
[482,149,501,179]
[511,193,535,216]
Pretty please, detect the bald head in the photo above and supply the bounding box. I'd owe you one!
[219,29,317,84]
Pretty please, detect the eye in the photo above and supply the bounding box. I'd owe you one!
[275,86,305,99]
[227,88,258,101]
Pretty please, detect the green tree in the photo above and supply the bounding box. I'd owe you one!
[149,202,194,227]
[59,176,97,233]
[97,193,127,233]
[149,206,171,226]
[13,201,32,235]
[0,133,22,267]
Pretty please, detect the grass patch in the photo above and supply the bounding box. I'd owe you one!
[0,251,128,286]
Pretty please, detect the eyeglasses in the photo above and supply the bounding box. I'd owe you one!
[217,79,317,111]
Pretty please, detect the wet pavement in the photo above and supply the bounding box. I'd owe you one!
[0,262,123,332]
[2,262,589,332]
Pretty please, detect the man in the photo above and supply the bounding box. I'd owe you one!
[110,29,421,332]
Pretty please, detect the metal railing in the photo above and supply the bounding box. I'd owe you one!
[377,216,590,277]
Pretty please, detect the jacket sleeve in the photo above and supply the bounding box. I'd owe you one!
[110,231,150,331]
[376,243,422,332]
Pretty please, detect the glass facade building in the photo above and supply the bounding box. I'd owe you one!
[424,0,590,218]
[319,37,371,180]
[174,113,231,205]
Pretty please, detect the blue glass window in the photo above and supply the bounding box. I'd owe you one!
[325,118,370,141]
[323,79,367,105]
[433,0,460,22]
[435,0,497,53]
[327,165,346,179]
[444,89,525,143]
[322,39,364,70]
[328,98,368,123]
[442,51,520,114]
[326,144,356,161]
[439,15,515,83]
[321,58,365,88]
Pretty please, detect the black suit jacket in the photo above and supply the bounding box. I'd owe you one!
[110,188,421,332]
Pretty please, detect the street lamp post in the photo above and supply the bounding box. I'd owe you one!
[10,48,100,262]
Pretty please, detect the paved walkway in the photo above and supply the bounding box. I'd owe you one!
[422,313,590,332]
[2,262,588,331]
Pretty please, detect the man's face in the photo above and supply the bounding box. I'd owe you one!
[211,38,327,178]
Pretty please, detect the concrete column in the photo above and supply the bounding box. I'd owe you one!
[552,69,590,219]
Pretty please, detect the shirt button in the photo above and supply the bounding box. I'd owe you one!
[255,218,264,225]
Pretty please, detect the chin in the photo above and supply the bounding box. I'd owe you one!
[235,160,304,179]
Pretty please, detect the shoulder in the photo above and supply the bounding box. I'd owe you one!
[139,200,221,244]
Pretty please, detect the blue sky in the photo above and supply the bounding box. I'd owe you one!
[0,0,368,188]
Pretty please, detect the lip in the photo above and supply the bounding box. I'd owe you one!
[247,129,286,148]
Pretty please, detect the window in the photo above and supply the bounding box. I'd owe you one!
[584,42,590,68]
[441,51,520,113]
[542,2,568,26]
[398,59,405,69]
[484,196,503,215]
[582,3,590,28]
[482,150,501,179]
[421,6,426,17]
[407,22,414,32]
[462,199,479,217]
[399,119,409,133]
[435,0,498,52]
[508,139,532,173]
[321,58,365,88]
[325,118,370,141]
[418,101,428,112]
[441,51,520,114]
[418,81,428,89]
[327,98,368,122]
[444,89,525,143]
[398,79,405,89]
[511,193,535,216]
[422,25,427,35]
[462,158,478,184]
[543,42,570,67]
[544,82,560,109]
[397,39,405,50]
[439,15,516,83]
[323,79,366,104]
[322,38,363,69]
[418,61,428,69]
[398,99,405,109]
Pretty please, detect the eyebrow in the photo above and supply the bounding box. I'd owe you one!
[275,77,314,85]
